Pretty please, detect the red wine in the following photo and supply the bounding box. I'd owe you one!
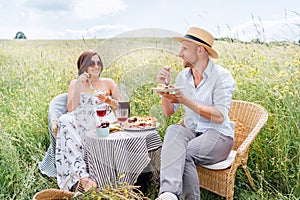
[96,109,106,117]
[117,117,128,122]
[118,101,130,117]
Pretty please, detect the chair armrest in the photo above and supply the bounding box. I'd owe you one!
[51,120,58,138]
[236,112,268,161]
[48,93,68,139]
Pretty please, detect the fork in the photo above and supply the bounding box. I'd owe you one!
[87,77,94,90]
[164,67,170,87]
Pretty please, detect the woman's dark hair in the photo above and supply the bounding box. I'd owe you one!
[77,50,103,76]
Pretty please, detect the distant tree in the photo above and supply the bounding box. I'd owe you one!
[14,31,27,39]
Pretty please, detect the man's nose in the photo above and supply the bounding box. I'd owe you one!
[178,50,183,58]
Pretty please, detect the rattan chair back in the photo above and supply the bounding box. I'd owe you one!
[229,100,268,150]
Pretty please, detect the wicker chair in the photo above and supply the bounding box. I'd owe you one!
[196,100,268,200]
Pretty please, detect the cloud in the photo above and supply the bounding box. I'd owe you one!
[72,0,127,19]
[8,25,130,40]
[19,0,127,19]
[22,0,73,12]
[11,25,181,40]
[220,15,300,42]
[17,0,72,20]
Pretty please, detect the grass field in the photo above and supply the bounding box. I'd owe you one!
[0,38,299,199]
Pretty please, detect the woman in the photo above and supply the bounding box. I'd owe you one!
[56,50,119,191]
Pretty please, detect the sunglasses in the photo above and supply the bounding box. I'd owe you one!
[88,60,102,67]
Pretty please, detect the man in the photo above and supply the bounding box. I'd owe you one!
[156,27,235,200]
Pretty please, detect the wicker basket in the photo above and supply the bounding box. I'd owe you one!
[33,188,75,200]
[33,172,82,200]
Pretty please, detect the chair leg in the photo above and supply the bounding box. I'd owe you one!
[242,165,256,189]
[225,168,236,200]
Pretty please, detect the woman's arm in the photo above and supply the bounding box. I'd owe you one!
[108,79,119,110]
[96,78,119,110]
[67,79,82,112]
[67,73,90,112]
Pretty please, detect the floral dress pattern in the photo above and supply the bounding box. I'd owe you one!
[55,92,97,191]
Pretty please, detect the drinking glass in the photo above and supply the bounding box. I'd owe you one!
[115,106,129,131]
[95,103,108,122]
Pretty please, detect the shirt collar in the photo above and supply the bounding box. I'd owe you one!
[203,59,213,78]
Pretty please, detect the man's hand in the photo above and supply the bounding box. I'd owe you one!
[157,66,170,84]
[159,89,187,104]
[174,89,188,104]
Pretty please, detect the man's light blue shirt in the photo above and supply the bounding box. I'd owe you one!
[174,59,236,138]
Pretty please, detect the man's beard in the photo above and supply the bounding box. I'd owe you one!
[183,60,192,68]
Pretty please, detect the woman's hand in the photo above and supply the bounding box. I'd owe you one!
[78,72,90,85]
[96,93,117,110]
[96,93,109,103]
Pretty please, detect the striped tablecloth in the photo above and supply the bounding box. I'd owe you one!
[84,129,162,188]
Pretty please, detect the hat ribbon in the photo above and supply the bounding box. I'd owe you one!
[184,34,211,48]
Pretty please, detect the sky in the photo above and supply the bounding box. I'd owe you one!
[0,0,299,42]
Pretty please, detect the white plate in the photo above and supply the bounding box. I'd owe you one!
[152,86,185,93]
[124,122,160,131]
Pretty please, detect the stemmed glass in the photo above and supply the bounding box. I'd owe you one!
[95,103,109,123]
[115,102,129,131]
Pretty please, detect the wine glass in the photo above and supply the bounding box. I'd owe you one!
[95,103,108,122]
[115,105,129,131]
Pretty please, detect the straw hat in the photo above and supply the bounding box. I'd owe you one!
[173,27,218,58]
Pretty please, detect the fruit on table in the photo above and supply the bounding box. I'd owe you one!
[97,121,110,128]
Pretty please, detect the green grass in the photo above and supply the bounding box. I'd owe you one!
[0,38,299,199]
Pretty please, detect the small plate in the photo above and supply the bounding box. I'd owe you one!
[124,122,160,131]
[110,125,121,132]
[152,86,185,93]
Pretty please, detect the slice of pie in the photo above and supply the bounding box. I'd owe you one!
[125,116,157,129]
[157,83,175,89]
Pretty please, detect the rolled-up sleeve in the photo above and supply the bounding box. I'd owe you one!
[213,69,235,118]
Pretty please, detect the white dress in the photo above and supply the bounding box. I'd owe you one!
[55,92,97,191]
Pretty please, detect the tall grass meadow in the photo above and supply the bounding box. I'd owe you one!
[0,36,299,199]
